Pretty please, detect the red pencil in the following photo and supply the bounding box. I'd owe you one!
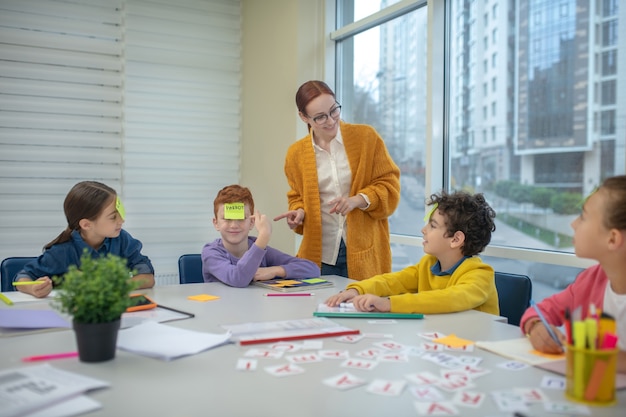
[563,307,572,345]
[264,293,314,297]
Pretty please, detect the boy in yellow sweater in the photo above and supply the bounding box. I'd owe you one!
[325,190,499,315]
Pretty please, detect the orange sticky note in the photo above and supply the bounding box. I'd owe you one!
[187,294,220,302]
[530,349,565,359]
[270,280,301,287]
[433,334,474,348]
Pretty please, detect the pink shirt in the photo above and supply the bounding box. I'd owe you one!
[520,264,608,333]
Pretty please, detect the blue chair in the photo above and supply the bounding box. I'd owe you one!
[178,254,203,284]
[1,257,37,292]
[494,271,533,327]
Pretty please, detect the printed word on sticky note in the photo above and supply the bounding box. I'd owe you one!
[116,197,126,220]
[188,294,220,302]
[224,202,245,220]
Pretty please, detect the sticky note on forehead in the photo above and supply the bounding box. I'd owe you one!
[116,196,126,220]
[423,202,438,223]
[224,202,245,219]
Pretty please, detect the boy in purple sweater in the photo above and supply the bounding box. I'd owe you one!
[202,185,320,287]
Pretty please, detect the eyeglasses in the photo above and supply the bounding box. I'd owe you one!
[308,104,341,125]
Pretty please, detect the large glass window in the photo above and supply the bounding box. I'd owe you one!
[333,0,624,300]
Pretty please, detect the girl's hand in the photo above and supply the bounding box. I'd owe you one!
[527,322,566,354]
[351,294,391,312]
[16,277,53,298]
[325,288,358,306]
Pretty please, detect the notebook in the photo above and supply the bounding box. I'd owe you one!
[253,277,334,293]
[313,303,424,319]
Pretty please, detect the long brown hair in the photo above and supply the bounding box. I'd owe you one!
[44,181,117,250]
[295,80,336,130]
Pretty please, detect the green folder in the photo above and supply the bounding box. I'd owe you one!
[313,311,423,319]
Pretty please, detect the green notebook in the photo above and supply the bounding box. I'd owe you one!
[313,310,423,319]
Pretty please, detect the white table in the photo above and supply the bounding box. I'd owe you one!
[2,275,624,416]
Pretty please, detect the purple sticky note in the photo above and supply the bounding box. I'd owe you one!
[0,309,70,329]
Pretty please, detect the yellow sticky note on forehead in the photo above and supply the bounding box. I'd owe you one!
[224,202,245,220]
[116,196,126,220]
[423,202,438,223]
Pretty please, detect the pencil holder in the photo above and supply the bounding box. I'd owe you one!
[565,344,618,406]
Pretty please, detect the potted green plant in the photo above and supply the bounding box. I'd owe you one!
[53,250,140,362]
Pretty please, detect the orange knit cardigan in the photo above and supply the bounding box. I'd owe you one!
[283,121,401,280]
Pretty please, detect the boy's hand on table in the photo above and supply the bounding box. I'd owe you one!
[325,288,358,306]
[352,294,391,312]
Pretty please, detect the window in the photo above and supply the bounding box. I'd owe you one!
[601,50,617,75]
[0,0,241,282]
[601,80,617,105]
[602,20,618,46]
[332,0,616,301]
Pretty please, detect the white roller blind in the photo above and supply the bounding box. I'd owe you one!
[0,0,241,284]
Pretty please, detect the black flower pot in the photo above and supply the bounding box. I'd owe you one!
[73,318,121,363]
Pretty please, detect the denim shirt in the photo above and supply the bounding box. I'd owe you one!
[430,256,471,276]
[16,229,154,283]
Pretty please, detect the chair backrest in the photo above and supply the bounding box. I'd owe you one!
[494,271,532,327]
[1,257,37,292]
[178,254,204,284]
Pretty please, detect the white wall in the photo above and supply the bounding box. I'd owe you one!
[240,0,327,254]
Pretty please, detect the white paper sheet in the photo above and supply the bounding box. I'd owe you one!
[24,395,102,417]
[0,290,58,304]
[0,364,109,417]
[116,321,231,361]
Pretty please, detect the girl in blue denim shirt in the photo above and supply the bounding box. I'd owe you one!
[14,181,154,298]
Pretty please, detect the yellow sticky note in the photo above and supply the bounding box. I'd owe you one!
[423,202,438,223]
[301,278,327,284]
[116,196,126,220]
[188,294,220,302]
[433,334,474,348]
[224,202,245,220]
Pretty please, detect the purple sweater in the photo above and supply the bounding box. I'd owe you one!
[201,236,321,288]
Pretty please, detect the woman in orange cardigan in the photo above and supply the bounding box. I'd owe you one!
[274,80,400,280]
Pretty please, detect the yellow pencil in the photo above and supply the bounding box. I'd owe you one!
[0,293,13,306]
[12,281,41,286]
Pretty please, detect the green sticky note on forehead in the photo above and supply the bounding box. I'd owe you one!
[116,196,126,220]
[423,202,438,223]
[224,202,245,220]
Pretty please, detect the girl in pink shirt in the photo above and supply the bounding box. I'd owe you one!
[520,176,626,373]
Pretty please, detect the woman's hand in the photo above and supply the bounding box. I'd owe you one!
[329,195,366,216]
[273,209,305,229]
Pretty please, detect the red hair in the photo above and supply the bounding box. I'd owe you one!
[213,185,254,218]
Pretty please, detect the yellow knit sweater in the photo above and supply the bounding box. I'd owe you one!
[283,121,400,280]
[346,255,500,315]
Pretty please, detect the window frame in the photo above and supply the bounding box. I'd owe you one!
[328,0,595,271]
